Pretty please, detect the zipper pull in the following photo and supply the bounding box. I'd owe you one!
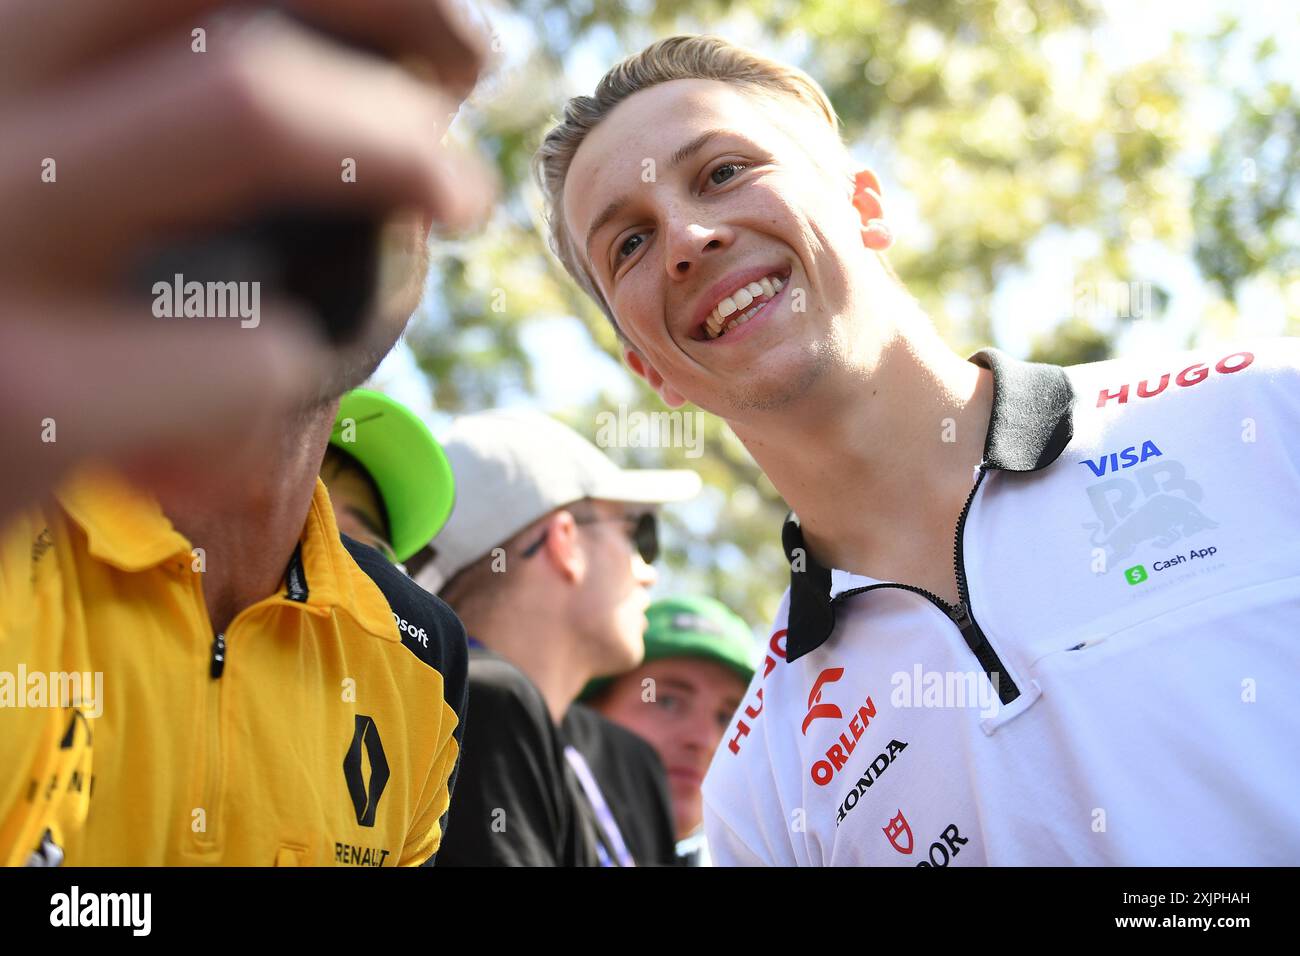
[948,602,982,649]
[950,601,971,628]
[209,631,226,679]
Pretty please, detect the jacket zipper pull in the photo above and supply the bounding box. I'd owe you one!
[948,602,983,651]
[209,631,226,679]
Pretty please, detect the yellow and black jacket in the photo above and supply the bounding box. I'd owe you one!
[0,468,467,866]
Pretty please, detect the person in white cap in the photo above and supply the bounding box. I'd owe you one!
[421,409,700,866]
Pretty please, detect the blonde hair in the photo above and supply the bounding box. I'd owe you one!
[533,35,849,339]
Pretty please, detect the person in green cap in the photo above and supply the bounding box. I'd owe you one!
[584,595,755,864]
[321,388,455,575]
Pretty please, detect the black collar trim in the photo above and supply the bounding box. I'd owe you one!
[285,543,309,603]
[968,348,1076,472]
[781,348,1075,663]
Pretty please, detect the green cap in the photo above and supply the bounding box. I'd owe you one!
[330,389,455,563]
[581,595,756,700]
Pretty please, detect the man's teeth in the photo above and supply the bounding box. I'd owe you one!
[704,274,785,339]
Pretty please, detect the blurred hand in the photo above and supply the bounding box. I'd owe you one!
[0,0,494,522]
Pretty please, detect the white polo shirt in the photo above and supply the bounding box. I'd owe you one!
[703,341,1300,866]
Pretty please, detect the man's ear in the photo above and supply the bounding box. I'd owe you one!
[850,169,884,222]
[624,348,687,409]
[543,510,583,583]
[850,168,891,251]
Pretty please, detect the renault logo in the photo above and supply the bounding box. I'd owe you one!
[343,715,389,827]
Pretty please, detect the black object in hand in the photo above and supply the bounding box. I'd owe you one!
[139,209,380,344]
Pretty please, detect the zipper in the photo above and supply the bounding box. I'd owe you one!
[209,632,226,679]
[829,466,1021,706]
[199,642,224,848]
[186,563,224,851]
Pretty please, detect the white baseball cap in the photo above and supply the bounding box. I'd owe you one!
[415,408,702,592]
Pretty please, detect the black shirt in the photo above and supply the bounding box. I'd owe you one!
[561,704,678,867]
[436,645,602,866]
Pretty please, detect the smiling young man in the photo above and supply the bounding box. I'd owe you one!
[534,35,1300,865]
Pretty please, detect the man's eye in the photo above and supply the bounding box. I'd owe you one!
[616,233,644,263]
[709,161,748,186]
[657,694,683,713]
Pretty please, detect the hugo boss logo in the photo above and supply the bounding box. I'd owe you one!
[1094,351,1253,407]
[727,628,787,756]
[343,715,389,827]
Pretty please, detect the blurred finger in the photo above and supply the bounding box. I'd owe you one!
[0,0,490,102]
[0,294,330,517]
[0,12,494,285]
[0,0,225,93]
[283,0,491,102]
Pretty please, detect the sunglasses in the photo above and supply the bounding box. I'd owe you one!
[521,510,658,565]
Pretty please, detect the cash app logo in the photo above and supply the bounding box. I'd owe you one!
[1125,565,1148,586]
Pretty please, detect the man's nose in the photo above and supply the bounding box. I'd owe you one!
[663,220,730,280]
[632,553,658,588]
[680,712,716,756]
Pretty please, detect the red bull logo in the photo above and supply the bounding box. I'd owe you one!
[1083,455,1217,565]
